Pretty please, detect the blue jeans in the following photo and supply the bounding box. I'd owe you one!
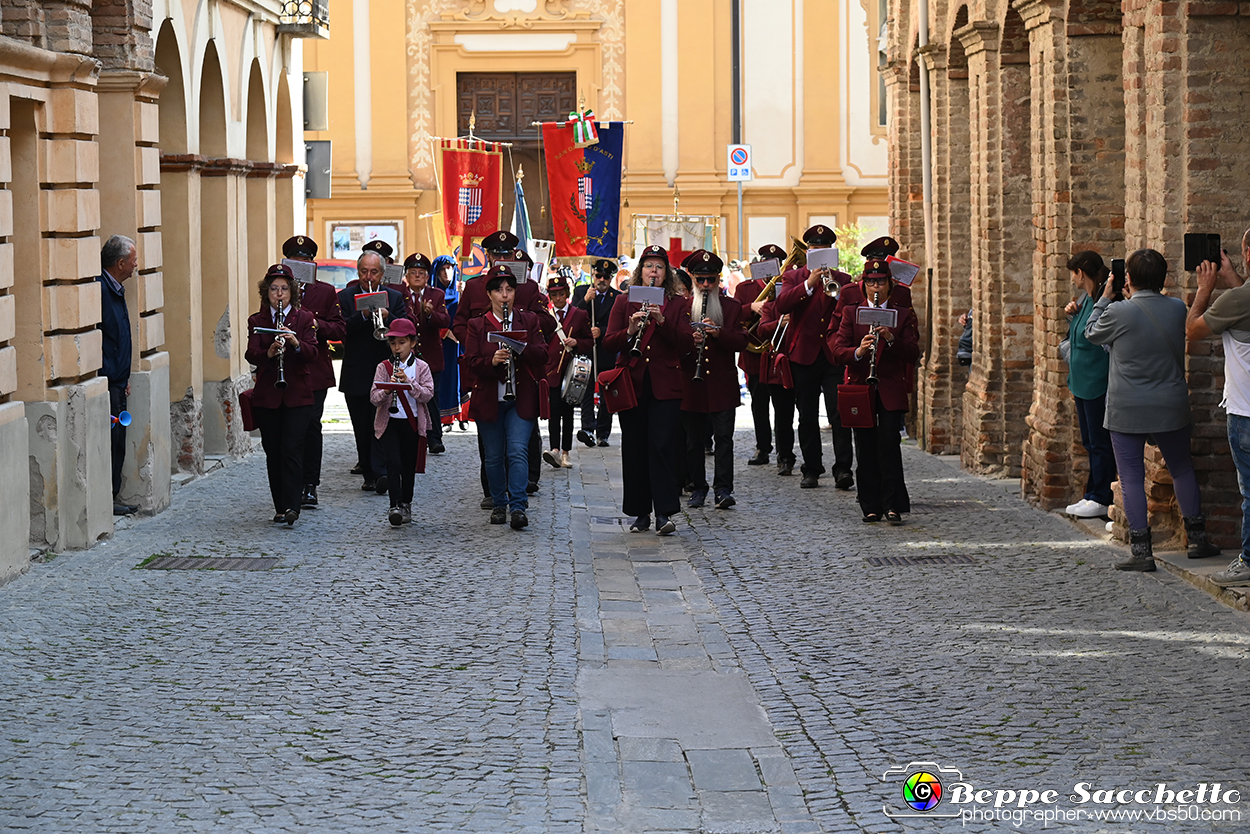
[1227,414,1250,558]
[1074,395,1116,506]
[479,400,533,512]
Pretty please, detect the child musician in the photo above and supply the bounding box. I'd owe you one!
[370,318,435,527]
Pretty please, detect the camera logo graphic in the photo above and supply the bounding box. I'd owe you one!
[882,761,964,819]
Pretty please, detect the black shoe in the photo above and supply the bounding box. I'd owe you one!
[704,445,714,456]
[526,481,539,495]
[361,480,375,491]
[481,495,494,510]
[577,429,596,448]
[800,474,819,489]
[389,506,404,527]
[301,486,318,508]
[428,442,445,455]
[886,510,904,526]
[113,503,138,516]
[747,450,769,466]
[490,506,507,524]
[510,510,529,530]
[284,509,299,527]
[272,512,285,523]
[597,439,609,447]
[656,516,677,536]
[777,458,794,476]
[834,471,854,490]
[629,515,651,532]
[350,464,364,475]
[715,491,736,509]
[374,476,388,495]
[688,490,707,508]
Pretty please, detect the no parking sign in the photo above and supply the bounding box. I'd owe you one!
[727,144,753,182]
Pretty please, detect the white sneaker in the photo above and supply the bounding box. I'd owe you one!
[1065,498,1109,518]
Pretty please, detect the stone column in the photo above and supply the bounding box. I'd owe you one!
[96,69,171,514]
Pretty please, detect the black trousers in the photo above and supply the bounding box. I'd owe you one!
[683,410,735,494]
[853,405,910,516]
[302,388,328,487]
[345,393,384,480]
[745,372,772,455]
[548,388,575,451]
[254,403,314,514]
[381,417,418,507]
[581,358,614,439]
[480,422,542,496]
[619,373,681,519]
[426,370,443,445]
[791,355,852,477]
[109,384,127,498]
[769,383,796,463]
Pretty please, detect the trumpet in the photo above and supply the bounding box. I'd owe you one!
[820,269,841,299]
[693,291,710,381]
[629,304,652,358]
[274,308,288,389]
[501,302,516,401]
[371,306,387,341]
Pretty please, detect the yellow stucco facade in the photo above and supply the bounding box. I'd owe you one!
[304,0,888,261]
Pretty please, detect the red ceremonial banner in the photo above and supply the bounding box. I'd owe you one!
[439,139,503,254]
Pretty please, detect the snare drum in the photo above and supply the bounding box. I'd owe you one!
[561,355,593,405]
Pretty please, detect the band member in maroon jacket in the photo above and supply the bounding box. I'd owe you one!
[758,298,797,475]
[681,250,748,510]
[572,259,621,446]
[543,273,594,469]
[831,258,921,524]
[774,224,855,490]
[602,245,696,536]
[280,236,345,508]
[736,243,787,467]
[245,265,319,526]
[403,252,451,455]
[466,265,548,530]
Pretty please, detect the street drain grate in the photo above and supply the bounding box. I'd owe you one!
[142,556,279,571]
[865,554,976,567]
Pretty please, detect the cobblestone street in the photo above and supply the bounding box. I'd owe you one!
[2,425,1248,833]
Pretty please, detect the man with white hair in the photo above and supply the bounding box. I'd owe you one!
[98,235,138,515]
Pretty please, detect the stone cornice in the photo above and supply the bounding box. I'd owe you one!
[1012,0,1057,31]
[955,21,1000,56]
[95,70,169,101]
[0,37,99,86]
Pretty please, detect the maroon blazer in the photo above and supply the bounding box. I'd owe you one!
[245,307,319,408]
[453,277,556,344]
[298,280,345,391]
[734,278,768,376]
[774,266,853,366]
[465,309,548,422]
[602,293,696,401]
[407,285,450,372]
[830,302,921,413]
[546,304,594,386]
[683,294,748,413]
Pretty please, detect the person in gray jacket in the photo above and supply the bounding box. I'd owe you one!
[1085,248,1220,571]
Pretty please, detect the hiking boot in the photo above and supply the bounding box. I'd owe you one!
[1211,556,1250,587]
[1116,527,1156,571]
[1184,514,1221,559]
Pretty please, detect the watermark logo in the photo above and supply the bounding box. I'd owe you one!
[882,762,964,819]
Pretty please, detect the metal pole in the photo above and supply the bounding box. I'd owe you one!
[732,0,742,260]
[737,181,744,261]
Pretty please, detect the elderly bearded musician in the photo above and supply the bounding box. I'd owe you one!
[681,250,747,510]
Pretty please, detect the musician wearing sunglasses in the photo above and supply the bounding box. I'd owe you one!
[602,245,696,536]
[831,258,920,525]
[245,265,319,526]
[681,250,747,511]
[543,273,594,469]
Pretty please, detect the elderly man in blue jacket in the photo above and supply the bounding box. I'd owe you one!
[98,235,137,515]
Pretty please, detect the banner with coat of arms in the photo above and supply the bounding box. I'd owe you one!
[439,139,503,255]
[542,121,624,258]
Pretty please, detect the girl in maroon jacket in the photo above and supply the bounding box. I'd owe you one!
[831,258,921,524]
[244,264,319,526]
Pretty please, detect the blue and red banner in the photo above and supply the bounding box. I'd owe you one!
[542,121,624,257]
[440,139,502,257]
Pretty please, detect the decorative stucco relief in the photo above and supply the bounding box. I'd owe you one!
[405,0,623,188]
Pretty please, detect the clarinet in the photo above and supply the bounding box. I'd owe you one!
[866,290,881,384]
[501,302,516,401]
[693,291,710,381]
[388,350,403,414]
[274,308,288,389]
[628,305,651,357]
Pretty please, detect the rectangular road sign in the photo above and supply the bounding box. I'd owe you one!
[727,144,753,181]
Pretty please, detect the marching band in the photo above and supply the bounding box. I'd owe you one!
[246,226,920,532]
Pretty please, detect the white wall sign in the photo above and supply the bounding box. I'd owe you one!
[727,144,753,182]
